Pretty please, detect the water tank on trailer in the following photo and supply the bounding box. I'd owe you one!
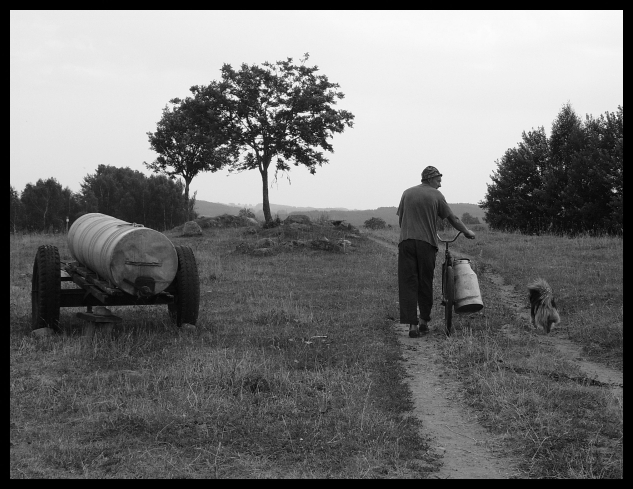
[67,213,178,297]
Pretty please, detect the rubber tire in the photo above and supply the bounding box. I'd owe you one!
[444,265,454,336]
[168,245,200,327]
[31,245,61,332]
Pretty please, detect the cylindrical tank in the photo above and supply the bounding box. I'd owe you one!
[67,213,178,297]
[453,258,484,314]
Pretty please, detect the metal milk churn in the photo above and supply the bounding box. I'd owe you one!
[453,258,484,313]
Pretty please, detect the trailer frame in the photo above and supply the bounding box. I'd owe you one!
[31,244,199,332]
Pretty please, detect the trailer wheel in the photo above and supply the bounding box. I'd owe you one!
[31,245,61,332]
[168,245,200,327]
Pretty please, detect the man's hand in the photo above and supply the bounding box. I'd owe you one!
[447,214,476,239]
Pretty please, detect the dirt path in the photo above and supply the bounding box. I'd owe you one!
[397,327,519,478]
[482,265,623,399]
[368,236,519,478]
[368,234,622,478]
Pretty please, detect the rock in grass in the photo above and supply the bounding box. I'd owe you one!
[245,217,259,226]
[252,248,275,257]
[287,222,311,231]
[310,237,343,252]
[284,214,311,225]
[31,327,54,337]
[255,237,276,248]
[334,221,360,233]
[182,221,203,237]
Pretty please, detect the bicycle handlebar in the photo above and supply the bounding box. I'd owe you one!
[436,231,462,243]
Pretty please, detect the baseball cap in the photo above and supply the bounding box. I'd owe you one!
[422,166,442,181]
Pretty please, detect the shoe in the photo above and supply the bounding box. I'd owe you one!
[419,321,429,335]
[408,324,420,338]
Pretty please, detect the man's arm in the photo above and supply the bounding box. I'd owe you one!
[397,195,404,227]
[446,213,475,239]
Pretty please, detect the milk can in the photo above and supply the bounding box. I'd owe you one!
[453,258,484,313]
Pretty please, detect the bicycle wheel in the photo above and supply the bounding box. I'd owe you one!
[441,262,446,305]
[444,265,454,336]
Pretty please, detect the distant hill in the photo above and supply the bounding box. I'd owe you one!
[252,203,349,213]
[194,200,485,227]
[195,201,242,217]
[447,203,486,222]
[194,200,348,218]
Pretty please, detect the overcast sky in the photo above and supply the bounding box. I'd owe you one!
[10,10,623,210]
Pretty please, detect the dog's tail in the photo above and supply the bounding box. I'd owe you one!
[527,278,560,333]
[527,278,553,301]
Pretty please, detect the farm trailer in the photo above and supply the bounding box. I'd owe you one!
[31,213,200,333]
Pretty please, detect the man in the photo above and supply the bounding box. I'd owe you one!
[397,166,475,338]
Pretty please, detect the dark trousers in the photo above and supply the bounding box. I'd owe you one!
[398,239,437,325]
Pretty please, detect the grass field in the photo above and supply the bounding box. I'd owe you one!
[372,226,623,369]
[368,225,623,478]
[10,224,623,478]
[10,226,433,479]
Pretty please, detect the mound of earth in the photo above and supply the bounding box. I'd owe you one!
[196,214,257,228]
[235,220,359,256]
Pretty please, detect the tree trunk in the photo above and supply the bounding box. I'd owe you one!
[43,197,49,232]
[183,178,191,222]
[260,165,272,223]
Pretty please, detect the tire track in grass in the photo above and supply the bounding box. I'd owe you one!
[368,233,622,478]
[482,266,623,399]
[367,235,519,478]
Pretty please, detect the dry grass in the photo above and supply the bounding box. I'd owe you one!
[10,227,432,479]
[366,226,623,369]
[448,228,623,370]
[365,226,623,478]
[11,225,623,478]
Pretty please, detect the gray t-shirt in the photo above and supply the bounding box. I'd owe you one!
[397,183,452,248]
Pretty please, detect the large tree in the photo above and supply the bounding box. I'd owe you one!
[481,103,623,235]
[544,102,586,232]
[191,54,355,223]
[145,96,235,221]
[80,165,188,230]
[480,127,548,233]
[577,107,623,234]
[81,165,144,222]
[10,185,23,233]
[20,178,78,232]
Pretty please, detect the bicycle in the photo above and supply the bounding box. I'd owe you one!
[437,231,462,336]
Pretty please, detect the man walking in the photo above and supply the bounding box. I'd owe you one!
[397,166,475,338]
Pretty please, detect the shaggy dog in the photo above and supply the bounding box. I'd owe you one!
[527,278,560,333]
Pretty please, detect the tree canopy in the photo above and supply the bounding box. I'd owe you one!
[11,165,192,233]
[17,178,78,233]
[80,165,189,230]
[480,103,623,235]
[145,96,236,220]
[191,53,355,223]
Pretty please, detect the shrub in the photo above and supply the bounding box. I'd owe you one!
[239,207,256,219]
[461,212,481,225]
[262,216,282,229]
[364,217,387,230]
